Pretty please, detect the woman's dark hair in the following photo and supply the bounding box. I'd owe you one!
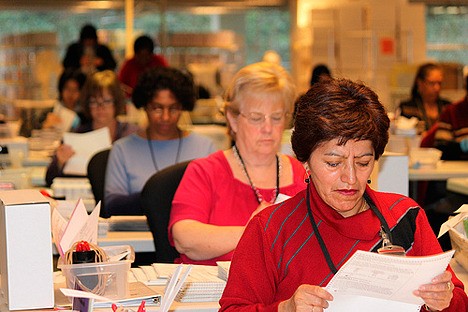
[410,62,442,99]
[79,24,98,42]
[134,35,154,53]
[132,67,196,111]
[58,69,86,101]
[292,78,390,162]
[310,64,331,86]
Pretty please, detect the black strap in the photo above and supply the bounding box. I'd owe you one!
[305,183,393,275]
[364,192,393,243]
[305,182,338,274]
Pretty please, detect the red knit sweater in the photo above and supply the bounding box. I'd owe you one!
[219,185,468,312]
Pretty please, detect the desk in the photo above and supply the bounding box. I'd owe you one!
[409,161,468,181]
[100,231,155,253]
[447,178,468,196]
[408,161,468,202]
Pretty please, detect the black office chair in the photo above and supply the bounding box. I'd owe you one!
[141,160,191,263]
[87,149,110,217]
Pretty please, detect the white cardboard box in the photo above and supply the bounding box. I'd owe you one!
[0,190,54,310]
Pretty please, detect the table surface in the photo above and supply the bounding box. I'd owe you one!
[99,231,155,253]
[409,161,468,181]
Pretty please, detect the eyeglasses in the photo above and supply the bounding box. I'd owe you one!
[423,80,442,87]
[89,98,114,108]
[146,104,182,116]
[239,111,287,125]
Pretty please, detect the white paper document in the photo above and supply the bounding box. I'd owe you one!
[63,127,112,175]
[51,199,100,256]
[325,250,455,312]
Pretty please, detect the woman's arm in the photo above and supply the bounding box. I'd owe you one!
[171,220,245,261]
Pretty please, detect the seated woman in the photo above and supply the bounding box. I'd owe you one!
[168,62,307,265]
[42,69,87,132]
[45,70,138,186]
[398,62,450,134]
[219,78,467,312]
[103,67,217,217]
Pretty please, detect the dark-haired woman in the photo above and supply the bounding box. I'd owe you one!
[103,67,216,217]
[219,78,467,312]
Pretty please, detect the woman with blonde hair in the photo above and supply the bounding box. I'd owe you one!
[168,62,307,265]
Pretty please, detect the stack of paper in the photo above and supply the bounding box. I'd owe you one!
[129,263,226,303]
[216,261,231,281]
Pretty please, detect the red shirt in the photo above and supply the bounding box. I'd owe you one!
[118,54,168,97]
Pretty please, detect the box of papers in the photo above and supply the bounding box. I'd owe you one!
[439,205,468,272]
[58,245,134,301]
[448,218,468,272]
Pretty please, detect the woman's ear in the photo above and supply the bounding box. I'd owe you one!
[226,110,238,134]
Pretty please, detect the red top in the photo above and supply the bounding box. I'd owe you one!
[118,54,169,98]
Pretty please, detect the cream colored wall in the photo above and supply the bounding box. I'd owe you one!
[290,0,427,113]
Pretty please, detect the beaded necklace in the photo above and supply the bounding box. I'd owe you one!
[232,144,280,204]
[146,127,182,171]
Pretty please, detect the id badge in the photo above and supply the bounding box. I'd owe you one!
[377,228,406,256]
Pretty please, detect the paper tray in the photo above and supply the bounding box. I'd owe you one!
[449,227,468,272]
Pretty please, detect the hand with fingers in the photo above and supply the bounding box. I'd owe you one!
[278,284,333,312]
[413,271,454,311]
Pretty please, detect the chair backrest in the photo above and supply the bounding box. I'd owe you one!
[141,160,191,263]
[87,149,110,215]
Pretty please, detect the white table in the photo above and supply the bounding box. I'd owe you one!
[408,161,468,202]
[409,161,468,181]
[447,178,468,196]
[99,231,155,253]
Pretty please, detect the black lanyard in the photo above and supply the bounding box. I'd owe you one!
[305,181,393,275]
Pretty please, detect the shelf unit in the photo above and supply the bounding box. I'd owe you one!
[0,32,61,120]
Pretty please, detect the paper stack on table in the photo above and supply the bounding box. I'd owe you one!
[129,263,227,303]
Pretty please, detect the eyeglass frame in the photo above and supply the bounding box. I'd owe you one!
[89,97,115,108]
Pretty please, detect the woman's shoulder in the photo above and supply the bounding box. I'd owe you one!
[186,150,229,175]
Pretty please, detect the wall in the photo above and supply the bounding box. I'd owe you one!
[290,0,427,113]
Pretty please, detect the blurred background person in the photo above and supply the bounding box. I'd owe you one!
[45,70,138,186]
[103,67,216,217]
[398,62,450,134]
[18,69,86,137]
[220,78,467,312]
[432,74,468,161]
[169,62,306,265]
[310,63,332,86]
[62,24,117,74]
[118,35,168,98]
[41,69,87,132]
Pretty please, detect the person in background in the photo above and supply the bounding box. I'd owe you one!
[45,70,138,186]
[41,69,87,132]
[398,62,450,134]
[432,74,468,160]
[168,62,306,265]
[310,63,332,86]
[219,78,467,312]
[18,69,86,137]
[419,75,468,249]
[62,24,117,74]
[103,67,216,217]
[118,35,168,98]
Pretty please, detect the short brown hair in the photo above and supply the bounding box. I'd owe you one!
[292,78,390,162]
[80,70,126,120]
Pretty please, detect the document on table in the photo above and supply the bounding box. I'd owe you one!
[63,127,112,175]
[325,250,455,312]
